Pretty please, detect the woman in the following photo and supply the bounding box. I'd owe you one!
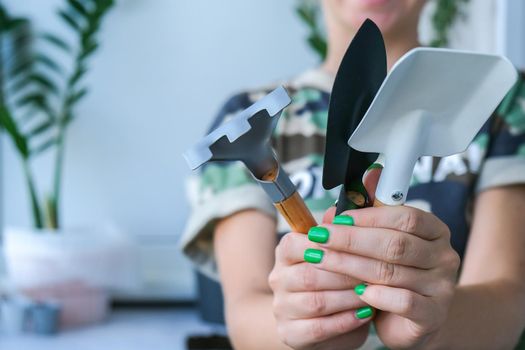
[181,1,525,349]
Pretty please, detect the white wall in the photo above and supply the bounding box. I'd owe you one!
[2,0,318,235]
[496,0,525,69]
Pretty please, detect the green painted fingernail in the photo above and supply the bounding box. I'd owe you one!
[354,284,367,295]
[308,226,329,244]
[367,163,383,171]
[332,215,354,226]
[304,249,324,264]
[355,306,373,319]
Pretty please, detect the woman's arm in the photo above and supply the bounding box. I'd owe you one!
[427,185,525,349]
[214,209,291,350]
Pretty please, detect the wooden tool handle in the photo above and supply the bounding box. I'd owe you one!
[274,191,317,234]
[373,198,386,207]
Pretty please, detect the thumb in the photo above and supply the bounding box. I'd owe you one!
[362,163,383,205]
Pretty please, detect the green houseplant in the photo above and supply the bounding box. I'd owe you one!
[0,0,114,230]
[0,1,138,302]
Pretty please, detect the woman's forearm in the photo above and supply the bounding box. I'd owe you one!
[426,280,525,350]
[226,292,292,350]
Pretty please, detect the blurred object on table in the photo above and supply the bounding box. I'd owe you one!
[23,280,109,329]
[3,225,139,292]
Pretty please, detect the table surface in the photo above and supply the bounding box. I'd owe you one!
[0,307,225,350]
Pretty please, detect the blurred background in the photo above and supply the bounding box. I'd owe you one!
[0,0,523,349]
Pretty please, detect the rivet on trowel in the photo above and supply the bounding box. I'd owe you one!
[391,191,404,202]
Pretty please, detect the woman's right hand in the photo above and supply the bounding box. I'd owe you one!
[268,208,372,350]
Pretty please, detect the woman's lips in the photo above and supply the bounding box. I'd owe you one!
[357,0,391,8]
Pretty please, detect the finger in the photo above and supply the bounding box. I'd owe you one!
[279,321,369,350]
[311,327,369,350]
[276,290,368,319]
[322,206,337,224]
[314,250,440,296]
[283,308,373,346]
[279,262,362,292]
[315,224,439,269]
[275,232,313,265]
[339,206,449,241]
[362,164,382,204]
[358,284,440,331]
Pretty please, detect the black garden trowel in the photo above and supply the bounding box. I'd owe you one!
[323,19,387,215]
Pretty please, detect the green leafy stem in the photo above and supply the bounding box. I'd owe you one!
[0,0,114,230]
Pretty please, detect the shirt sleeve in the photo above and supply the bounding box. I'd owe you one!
[179,93,276,280]
[476,74,525,192]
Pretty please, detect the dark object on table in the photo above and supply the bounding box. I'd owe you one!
[30,301,61,335]
[186,334,233,350]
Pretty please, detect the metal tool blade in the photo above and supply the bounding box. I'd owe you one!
[348,48,518,206]
[183,86,291,176]
[322,19,387,214]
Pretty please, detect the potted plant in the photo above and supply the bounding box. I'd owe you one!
[0,1,136,326]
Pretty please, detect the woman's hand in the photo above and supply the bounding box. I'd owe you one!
[268,221,373,350]
[316,204,460,349]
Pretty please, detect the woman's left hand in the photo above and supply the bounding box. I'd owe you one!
[307,204,460,349]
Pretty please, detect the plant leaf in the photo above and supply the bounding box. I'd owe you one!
[66,87,88,107]
[26,119,54,137]
[0,105,29,158]
[40,32,71,52]
[68,65,87,87]
[9,53,63,79]
[58,10,82,32]
[308,34,327,59]
[86,15,101,33]
[35,53,64,75]
[67,0,90,18]
[16,92,47,107]
[34,73,59,95]
[14,92,55,121]
[0,6,8,29]
[8,56,33,78]
[15,73,60,95]
[9,74,32,93]
[295,6,315,28]
[79,40,98,60]
[4,17,30,32]
[31,137,57,156]
[62,111,74,125]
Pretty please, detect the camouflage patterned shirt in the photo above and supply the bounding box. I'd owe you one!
[180,67,525,281]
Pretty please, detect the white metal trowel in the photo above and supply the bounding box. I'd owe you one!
[348,48,517,206]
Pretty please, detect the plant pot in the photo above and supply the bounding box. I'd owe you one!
[3,226,138,291]
[2,226,139,329]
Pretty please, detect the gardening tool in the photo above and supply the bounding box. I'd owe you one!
[348,48,518,206]
[323,19,387,215]
[184,87,317,234]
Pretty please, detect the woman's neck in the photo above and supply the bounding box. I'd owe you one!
[321,21,420,75]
